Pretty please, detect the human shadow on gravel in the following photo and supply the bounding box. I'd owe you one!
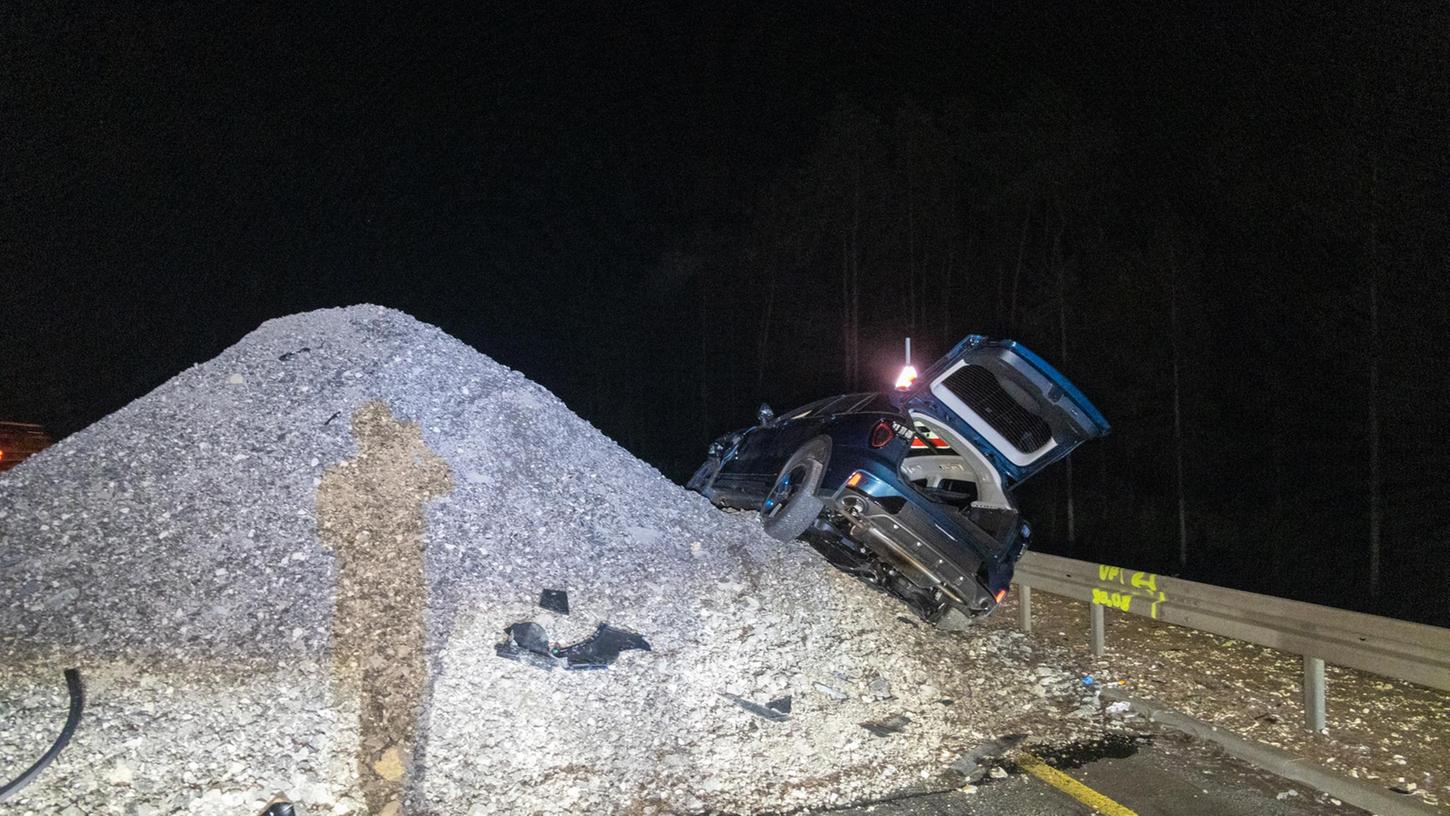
[317,401,453,816]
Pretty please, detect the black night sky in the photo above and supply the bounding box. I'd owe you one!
[5,4,1447,623]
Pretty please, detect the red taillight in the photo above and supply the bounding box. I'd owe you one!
[869,421,894,448]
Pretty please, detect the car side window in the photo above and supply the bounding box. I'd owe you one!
[785,392,886,421]
[843,392,894,414]
[786,397,835,420]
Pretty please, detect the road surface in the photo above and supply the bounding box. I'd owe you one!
[822,722,1367,816]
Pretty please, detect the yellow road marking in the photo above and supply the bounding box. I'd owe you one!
[1017,752,1139,816]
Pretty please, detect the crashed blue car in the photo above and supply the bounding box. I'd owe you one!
[688,335,1108,628]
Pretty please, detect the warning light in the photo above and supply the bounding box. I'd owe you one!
[845,471,864,488]
[994,588,1008,603]
[894,336,916,390]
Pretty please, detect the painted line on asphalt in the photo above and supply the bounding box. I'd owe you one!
[1017,752,1139,816]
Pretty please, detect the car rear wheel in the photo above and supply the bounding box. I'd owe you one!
[760,441,828,541]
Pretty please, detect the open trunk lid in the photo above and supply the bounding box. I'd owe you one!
[893,335,1108,486]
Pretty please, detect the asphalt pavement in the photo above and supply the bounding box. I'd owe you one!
[822,724,1368,816]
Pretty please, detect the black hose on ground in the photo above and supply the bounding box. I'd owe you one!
[0,668,84,803]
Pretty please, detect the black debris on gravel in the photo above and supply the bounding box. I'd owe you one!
[495,621,651,671]
[720,692,790,723]
[538,589,570,615]
[766,695,792,714]
[494,622,557,671]
[557,623,650,670]
[861,713,911,737]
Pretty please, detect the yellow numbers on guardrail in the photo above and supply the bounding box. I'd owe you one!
[1094,565,1166,618]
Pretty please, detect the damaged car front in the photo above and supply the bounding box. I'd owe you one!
[689,335,1108,628]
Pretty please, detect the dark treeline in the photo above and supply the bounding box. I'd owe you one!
[4,4,1444,623]
[637,9,1448,625]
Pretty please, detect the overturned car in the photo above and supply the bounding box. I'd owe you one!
[688,335,1108,628]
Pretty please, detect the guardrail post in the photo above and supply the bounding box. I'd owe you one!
[1090,603,1105,656]
[1018,585,1033,634]
[1303,655,1326,731]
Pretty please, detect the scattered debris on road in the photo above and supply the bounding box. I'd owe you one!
[555,623,651,670]
[538,588,570,615]
[946,733,1028,781]
[495,622,557,670]
[861,714,911,737]
[766,696,793,715]
[495,621,650,671]
[721,692,790,723]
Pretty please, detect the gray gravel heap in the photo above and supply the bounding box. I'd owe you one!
[0,306,1089,815]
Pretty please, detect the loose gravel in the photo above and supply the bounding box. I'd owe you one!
[0,306,1101,815]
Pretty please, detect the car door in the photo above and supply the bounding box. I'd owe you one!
[894,336,1109,487]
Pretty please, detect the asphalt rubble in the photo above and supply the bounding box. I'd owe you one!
[0,306,1109,815]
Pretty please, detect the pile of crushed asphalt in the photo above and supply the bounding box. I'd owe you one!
[0,306,1105,815]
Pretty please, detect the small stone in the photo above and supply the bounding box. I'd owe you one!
[227,373,245,385]
[105,762,135,786]
[989,766,1008,779]
[373,746,406,782]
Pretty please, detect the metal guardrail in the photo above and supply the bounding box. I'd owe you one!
[1012,551,1450,731]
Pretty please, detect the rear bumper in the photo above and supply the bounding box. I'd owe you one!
[828,481,997,614]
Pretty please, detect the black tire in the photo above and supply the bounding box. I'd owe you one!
[760,440,829,542]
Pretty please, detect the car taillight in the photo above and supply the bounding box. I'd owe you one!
[868,420,894,448]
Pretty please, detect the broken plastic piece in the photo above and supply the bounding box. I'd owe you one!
[494,622,559,670]
[556,623,651,670]
[507,622,550,654]
[860,713,911,737]
[257,796,300,816]
[720,692,789,723]
[538,588,570,615]
[496,621,650,671]
[765,695,792,714]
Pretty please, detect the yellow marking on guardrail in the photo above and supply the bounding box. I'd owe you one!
[1018,752,1139,816]
[1094,565,1166,618]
